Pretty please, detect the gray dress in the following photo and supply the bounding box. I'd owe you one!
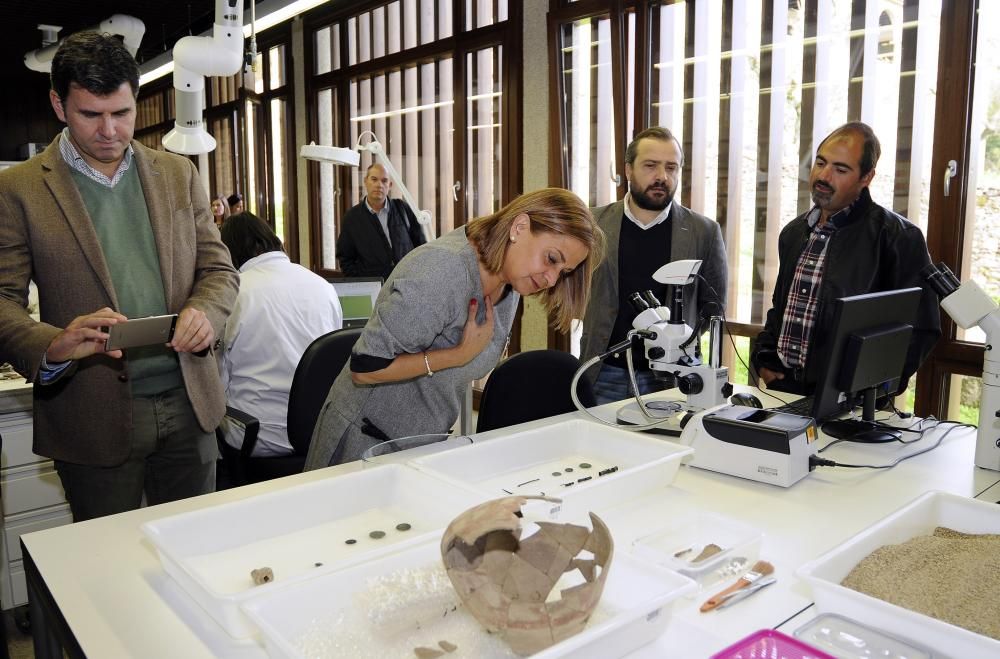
[304,227,519,468]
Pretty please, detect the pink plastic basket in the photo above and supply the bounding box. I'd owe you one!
[710,629,836,659]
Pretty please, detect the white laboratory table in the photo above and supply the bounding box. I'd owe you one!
[20,399,1000,658]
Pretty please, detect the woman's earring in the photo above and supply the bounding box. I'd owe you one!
[510,235,517,243]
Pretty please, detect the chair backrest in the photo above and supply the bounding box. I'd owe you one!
[476,349,597,433]
[286,327,363,455]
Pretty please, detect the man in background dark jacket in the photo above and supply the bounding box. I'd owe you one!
[336,163,426,278]
[752,122,941,395]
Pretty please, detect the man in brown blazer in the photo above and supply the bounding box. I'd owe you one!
[0,32,238,521]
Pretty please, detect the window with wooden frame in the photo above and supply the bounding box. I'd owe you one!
[550,0,995,419]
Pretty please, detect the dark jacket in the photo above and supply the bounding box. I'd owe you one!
[752,187,941,394]
[336,198,426,278]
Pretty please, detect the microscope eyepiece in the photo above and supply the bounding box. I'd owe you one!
[628,292,650,313]
[922,262,959,297]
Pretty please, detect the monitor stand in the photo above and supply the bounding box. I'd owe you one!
[821,387,902,444]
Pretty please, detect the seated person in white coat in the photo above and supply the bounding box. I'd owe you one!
[219,212,343,456]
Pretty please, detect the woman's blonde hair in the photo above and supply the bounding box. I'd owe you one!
[466,188,606,333]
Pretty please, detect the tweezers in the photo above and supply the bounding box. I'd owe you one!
[715,576,777,609]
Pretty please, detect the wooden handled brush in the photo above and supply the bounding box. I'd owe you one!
[699,560,774,612]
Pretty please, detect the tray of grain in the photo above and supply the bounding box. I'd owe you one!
[796,490,1000,658]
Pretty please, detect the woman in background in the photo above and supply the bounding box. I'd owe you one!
[210,195,230,229]
[305,187,605,468]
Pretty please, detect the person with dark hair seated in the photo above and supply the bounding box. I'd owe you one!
[219,212,343,456]
[227,192,244,215]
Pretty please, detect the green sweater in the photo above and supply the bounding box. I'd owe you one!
[70,165,183,395]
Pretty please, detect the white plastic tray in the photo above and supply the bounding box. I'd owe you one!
[241,538,696,659]
[141,464,486,638]
[632,510,763,592]
[796,490,1000,659]
[412,418,693,515]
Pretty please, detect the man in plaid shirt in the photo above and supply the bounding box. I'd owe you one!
[751,123,941,395]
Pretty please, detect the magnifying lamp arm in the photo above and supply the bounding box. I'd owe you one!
[24,14,146,73]
[163,1,245,155]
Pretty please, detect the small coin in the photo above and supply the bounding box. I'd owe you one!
[551,471,561,477]
[369,530,386,539]
[314,562,323,567]
[580,462,592,469]
[564,467,574,473]
[345,538,357,545]
[396,523,412,532]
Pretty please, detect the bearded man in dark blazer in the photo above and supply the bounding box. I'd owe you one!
[580,127,728,404]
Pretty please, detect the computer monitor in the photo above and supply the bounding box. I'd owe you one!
[809,287,922,440]
[326,277,382,329]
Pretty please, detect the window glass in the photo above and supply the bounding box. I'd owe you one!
[956,2,1000,342]
[316,88,339,270]
[466,0,508,30]
[311,1,513,272]
[348,59,456,236]
[646,1,941,328]
[314,25,341,75]
[559,16,619,208]
[245,99,258,214]
[466,45,503,219]
[268,45,286,90]
[270,98,288,241]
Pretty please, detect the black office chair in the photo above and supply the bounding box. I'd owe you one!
[218,327,363,486]
[476,349,597,433]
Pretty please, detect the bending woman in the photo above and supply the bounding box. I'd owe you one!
[304,188,605,468]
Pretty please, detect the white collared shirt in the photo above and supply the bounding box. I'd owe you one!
[623,191,673,230]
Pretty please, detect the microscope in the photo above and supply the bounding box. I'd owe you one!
[615,260,732,429]
[923,263,1000,471]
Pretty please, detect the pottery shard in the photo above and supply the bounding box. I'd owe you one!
[441,497,615,655]
[250,567,274,585]
[534,521,591,556]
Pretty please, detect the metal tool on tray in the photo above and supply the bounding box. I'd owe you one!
[715,576,777,609]
[700,560,775,612]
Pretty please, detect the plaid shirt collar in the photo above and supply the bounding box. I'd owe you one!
[58,128,134,188]
[805,193,861,230]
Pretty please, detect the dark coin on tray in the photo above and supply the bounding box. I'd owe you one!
[564,467,574,473]
[580,463,592,469]
[369,530,386,539]
[345,538,357,545]
[551,472,561,477]
[396,523,412,532]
